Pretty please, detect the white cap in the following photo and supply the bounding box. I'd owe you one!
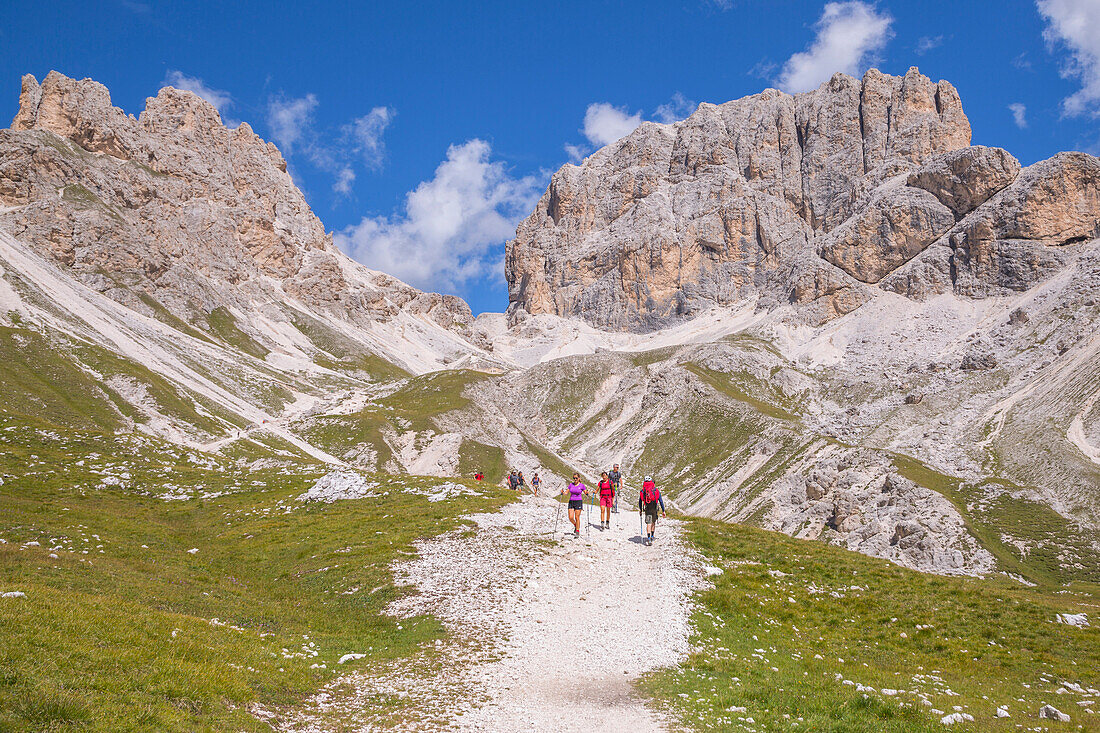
[644,475,653,482]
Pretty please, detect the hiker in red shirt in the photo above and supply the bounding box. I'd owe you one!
[597,471,615,530]
[474,471,483,482]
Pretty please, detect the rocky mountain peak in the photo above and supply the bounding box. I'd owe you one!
[505,67,1098,331]
[0,71,476,348]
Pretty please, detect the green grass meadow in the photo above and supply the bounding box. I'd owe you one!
[644,517,1100,732]
[0,417,511,731]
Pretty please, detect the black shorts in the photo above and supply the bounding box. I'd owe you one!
[568,499,583,510]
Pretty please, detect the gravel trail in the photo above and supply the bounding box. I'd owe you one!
[284,494,702,731]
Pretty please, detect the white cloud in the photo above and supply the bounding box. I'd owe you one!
[654,92,697,123]
[776,2,894,93]
[163,71,233,115]
[564,143,589,164]
[266,93,318,153]
[333,167,356,196]
[336,140,543,292]
[348,106,395,170]
[1038,0,1100,116]
[748,59,779,80]
[564,94,697,163]
[265,95,395,195]
[582,103,643,147]
[916,35,944,54]
[1009,102,1029,128]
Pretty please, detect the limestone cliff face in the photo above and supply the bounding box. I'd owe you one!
[0,71,473,334]
[505,67,1100,330]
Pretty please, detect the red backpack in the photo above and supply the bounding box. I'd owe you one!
[642,480,659,504]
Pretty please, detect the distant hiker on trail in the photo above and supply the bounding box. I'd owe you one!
[508,471,520,491]
[597,472,615,530]
[639,475,666,546]
[609,464,622,513]
[474,471,484,482]
[531,472,541,496]
[518,472,527,490]
[560,474,589,537]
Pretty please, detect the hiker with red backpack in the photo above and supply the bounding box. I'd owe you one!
[597,471,615,530]
[638,475,666,546]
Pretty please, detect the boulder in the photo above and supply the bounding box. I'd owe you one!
[950,153,1100,297]
[908,146,1021,216]
[821,184,954,283]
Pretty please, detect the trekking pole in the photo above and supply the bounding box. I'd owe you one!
[586,492,591,538]
[553,494,561,537]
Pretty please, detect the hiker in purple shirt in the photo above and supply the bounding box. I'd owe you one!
[560,473,589,538]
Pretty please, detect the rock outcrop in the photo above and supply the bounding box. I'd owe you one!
[907,145,1021,216]
[769,452,995,576]
[0,71,475,341]
[506,67,1100,330]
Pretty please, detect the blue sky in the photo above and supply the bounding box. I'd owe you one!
[2,0,1098,314]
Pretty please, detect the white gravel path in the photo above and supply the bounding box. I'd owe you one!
[282,494,703,732]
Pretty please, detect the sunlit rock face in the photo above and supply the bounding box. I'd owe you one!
[0,71,474,334]
[505,67,1099,331]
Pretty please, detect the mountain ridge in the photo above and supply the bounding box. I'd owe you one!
[505,66,1100,332]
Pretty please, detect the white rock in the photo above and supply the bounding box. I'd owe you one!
[1056,613,1089,627]
[338,653,367,664]
[940,712,973,724]
[1039,704,1070,722]
[299,472,380,503]
[2,591,27,599]
[187,548,199,554]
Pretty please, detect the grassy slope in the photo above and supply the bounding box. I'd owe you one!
[644,517,1100,732]
[0,327,125,431]
[0,417,511,731]
[289,310,410,383]
[300,369,493,471]
[0,325,259,439]
[205,307,270,360]
[457,439,507,484]
[683,362,799,421]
